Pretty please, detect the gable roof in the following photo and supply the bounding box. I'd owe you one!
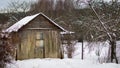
[5,12,67,33]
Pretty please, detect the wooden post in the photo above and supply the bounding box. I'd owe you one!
[81,38,83,60]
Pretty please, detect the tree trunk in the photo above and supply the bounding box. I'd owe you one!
[110,40,114,62]
[110,39,118,64]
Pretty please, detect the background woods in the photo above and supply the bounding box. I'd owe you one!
[0,0,120,65]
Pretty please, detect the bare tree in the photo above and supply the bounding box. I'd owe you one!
[3,0,31,23]
[76,0,120,63]
[7,0,30,13]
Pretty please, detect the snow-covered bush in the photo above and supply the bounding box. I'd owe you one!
[0,33,15,68]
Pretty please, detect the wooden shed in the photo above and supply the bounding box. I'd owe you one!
[5,13,67,60]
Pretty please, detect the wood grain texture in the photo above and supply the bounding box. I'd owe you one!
[10,14,63,60]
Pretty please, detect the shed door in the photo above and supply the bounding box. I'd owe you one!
[34,32,45,58]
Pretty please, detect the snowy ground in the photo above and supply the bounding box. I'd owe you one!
[71,41,120,63]
[7,41,120,68]
[7,59,120,68]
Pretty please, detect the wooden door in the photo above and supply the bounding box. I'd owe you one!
[34,31,45,58]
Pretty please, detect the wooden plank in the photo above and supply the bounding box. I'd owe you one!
[44,31,49,58]
[16,29,62,60]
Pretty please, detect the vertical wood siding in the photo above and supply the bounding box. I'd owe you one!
[11,14,63,60]
[16,30,61,60]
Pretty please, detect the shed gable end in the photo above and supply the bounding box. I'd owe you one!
[20,15,61,31]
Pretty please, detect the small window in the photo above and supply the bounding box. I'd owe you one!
[36,32,44,48]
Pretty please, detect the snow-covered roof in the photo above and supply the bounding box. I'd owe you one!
[5,12,68,33]
[60,31,75,35]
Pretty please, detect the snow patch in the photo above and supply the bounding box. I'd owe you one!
[7,59,120,68]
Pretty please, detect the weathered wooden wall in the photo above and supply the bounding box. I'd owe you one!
[15,30,61,60]
[11,14,63,60]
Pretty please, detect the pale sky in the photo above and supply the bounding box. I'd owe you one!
[0,0,119,9]
[0,0,37,9]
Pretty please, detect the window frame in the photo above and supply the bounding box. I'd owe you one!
[35,32,44,48]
